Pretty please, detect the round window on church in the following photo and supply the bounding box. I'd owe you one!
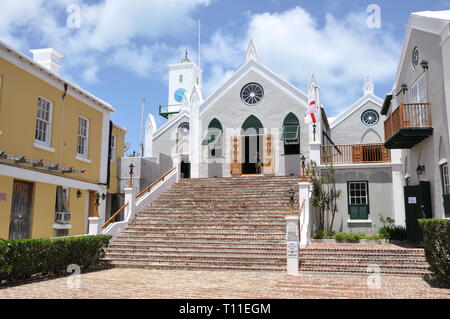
[178,122,190,136]
[361,110,380,126]
[241,83,264,106]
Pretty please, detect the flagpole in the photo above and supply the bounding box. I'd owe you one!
[140,98,145,157]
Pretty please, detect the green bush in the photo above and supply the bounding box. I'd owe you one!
[419,219,450,281]
[0,235,111,285]
[312,230,335,239]
[333,232,365,242]
[378,226,407,241]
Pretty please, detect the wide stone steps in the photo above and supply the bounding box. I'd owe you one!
[298,246,431,276]
[108,261,284,271]
[108,240,285,249]
[104,252,285,261]
[117,233,284,241]
[106,258,286,269]
[106,246,285,255]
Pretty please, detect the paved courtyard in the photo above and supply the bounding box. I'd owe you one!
[0,269,449,299]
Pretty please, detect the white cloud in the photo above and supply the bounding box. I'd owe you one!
[0,0,210,83]
[200,7,400,114]
[246,7,400,113]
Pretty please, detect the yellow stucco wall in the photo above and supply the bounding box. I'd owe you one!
[30,182,56,239]
[0,58,103,184]
[0,53,115,239]
[0,176,13,239]
[69,188,86,236]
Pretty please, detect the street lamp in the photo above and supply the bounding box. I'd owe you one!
[300,154,306,181]
[128,163,135,188]
[288,188,296,216]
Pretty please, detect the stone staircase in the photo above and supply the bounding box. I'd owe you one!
[104,176,299,271]
[104,176,431,276]
[299,244,431,276]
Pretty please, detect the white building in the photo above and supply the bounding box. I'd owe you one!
[381,10,450,240]
[143,41,406,235]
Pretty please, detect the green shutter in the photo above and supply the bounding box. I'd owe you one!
[349,205,369,220]
[281,125,299,140]
[202,129,222,145]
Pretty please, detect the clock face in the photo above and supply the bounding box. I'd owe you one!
[174,88,187,103]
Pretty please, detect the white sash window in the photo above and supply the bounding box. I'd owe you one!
[35,97,53,145]
[77,117,89,158]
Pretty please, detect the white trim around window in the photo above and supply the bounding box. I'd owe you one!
[77,116,90,160]
[35,96,53,147]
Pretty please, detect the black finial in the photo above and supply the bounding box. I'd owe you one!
[182,49,190,63]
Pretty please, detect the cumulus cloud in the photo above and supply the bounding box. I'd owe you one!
[243,7,399,113]
[0,0,210,83]
[0,2,400,113]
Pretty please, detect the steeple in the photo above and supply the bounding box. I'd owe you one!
[246,39,258,62]
[363,75,375,95]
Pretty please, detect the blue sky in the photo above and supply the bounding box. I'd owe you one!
[0,0,449,154]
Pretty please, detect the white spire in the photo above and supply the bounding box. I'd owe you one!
[363,75,375,95]
[246,39,258,62]
[307,73,320,94]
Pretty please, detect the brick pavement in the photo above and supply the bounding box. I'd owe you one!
[0,269,449,299]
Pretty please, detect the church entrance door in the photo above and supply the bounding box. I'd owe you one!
[243,135,264,175]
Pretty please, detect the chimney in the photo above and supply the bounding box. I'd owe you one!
[30,48,63,76]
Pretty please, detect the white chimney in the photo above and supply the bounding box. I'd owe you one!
[30,48,63,76]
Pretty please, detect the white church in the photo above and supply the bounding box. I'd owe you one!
[138,40,405,234]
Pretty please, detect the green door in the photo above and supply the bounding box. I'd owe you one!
[404,182,432,243]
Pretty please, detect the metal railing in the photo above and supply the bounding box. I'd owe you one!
[102,167,177,229]
[321,143,391,165]
[384,103,432,141]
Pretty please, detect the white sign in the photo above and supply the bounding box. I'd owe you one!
[287,241,298,258]
[408,197,417,204]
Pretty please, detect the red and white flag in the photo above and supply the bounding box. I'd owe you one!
[304,86,319,125]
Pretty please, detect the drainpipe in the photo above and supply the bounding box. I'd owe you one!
[59,83,68,165]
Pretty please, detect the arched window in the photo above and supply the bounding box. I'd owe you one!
[241,115,264,136]
[202,118,223,158]
[282,113,300,155]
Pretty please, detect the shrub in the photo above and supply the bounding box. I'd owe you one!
[333,232,365,242]
[312,230,334,239]
[0,235,111,285]
[418,219,450,281]
[378,226,407,241]
[0,239,9,281]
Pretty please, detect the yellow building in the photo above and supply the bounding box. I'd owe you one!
[0,41,125,239]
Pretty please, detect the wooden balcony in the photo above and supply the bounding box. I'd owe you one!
[321,144,391,165]
[384,103,433,149]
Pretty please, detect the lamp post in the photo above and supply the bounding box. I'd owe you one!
[128,163,135,188]
[288,188,295,216]
[300,155,306,181]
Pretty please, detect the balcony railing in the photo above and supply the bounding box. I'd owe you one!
[384,103,433,149]
[321,143,391,165]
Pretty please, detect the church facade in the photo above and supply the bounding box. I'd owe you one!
[144,41,405,234]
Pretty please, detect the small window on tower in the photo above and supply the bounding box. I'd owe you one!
[179,75,183,83]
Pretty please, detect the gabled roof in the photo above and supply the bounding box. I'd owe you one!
[392,11,450,92]
[329,94,383,129]
[0,40,115,113]
[153,110,190,140]
[199,58,308,116]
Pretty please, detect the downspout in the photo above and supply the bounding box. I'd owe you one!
[59,83,68,165]
[106,120,113,189]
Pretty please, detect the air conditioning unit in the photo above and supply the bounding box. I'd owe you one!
[55,212,71,224]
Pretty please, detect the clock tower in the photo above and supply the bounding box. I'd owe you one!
[168,50,203,107]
